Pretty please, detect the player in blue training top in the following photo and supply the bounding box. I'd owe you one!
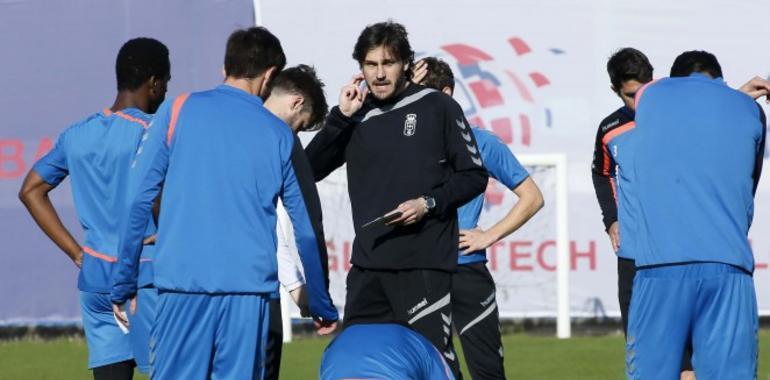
[320,323,455,380]
[18,38,170,380]
[415,57,544,379]
[111,64,331,380]
[110,27,338,379]
[622,51,767,380]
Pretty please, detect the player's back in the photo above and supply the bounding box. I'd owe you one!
[34,108,155,292]
[320,323,454,380]
[153,84,294,294]
[632,73,765,271]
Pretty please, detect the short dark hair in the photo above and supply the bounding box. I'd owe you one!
[670,50,723,78]
[421,57,455,92]
[269,65,328,131]
[607,47,654,91]
[224,27,286,79]
[352,21,414,79]
[116,38,170,91]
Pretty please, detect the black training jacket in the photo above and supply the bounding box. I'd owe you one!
[306,84,489,271]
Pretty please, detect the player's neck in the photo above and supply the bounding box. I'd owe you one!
[223,76,268,99]
[111,91,150,114]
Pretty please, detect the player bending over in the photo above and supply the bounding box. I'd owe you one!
[320,323,455,380]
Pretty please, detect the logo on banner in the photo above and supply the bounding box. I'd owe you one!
[419,36,565,208]
[403,113,417,136]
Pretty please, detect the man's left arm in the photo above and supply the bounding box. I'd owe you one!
[280,133,338,332]
[459,133,544,253]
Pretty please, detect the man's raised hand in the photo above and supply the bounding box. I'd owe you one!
[339,74,368,117]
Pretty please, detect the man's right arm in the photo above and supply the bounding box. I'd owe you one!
[305,75,367,181]
[19,133,82,268]
[305,107,356,181]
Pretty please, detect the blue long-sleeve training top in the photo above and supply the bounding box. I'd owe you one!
[626,73,766,272]
[111,84,337,322]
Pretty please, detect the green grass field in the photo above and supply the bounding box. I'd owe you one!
[1,331,768,379]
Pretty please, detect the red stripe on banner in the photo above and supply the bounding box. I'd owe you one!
[491,118,513,144]
[506,70,534,103]
[529,72,550,87]
[440,44,493,65]
[508,37,531,56]
[519,114,531,146]
[469,80,504,108]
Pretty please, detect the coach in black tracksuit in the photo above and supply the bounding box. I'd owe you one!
[306,22,488,378]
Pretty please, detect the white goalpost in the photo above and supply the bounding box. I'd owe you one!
[517,153,571,339]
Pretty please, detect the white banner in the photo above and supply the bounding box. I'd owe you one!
[263,0,770,317]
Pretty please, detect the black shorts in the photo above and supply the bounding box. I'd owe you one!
[344,265,462,378]
[452,262,505,379]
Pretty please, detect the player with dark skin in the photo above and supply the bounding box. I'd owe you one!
[19,38,170,380]
[18,64,168,270]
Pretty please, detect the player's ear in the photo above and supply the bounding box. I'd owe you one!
[147,76,158,95]
[290,94,305,112]
[221,66,227,79]
[258,67,278,98]
[442,86,452,96]
[263,66,277,86]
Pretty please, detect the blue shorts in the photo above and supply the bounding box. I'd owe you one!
[626,263,758,380]
[127,287,157,374]
[79,291,134,369]
[150,291,271,379]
